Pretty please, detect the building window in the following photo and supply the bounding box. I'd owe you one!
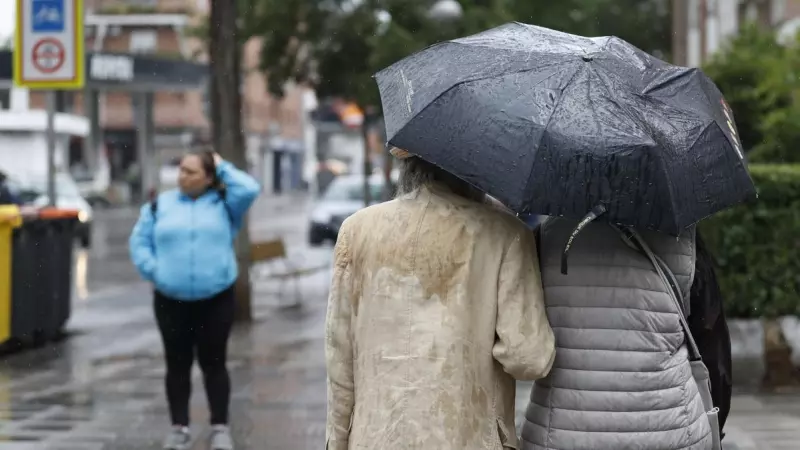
[130,30,157,54]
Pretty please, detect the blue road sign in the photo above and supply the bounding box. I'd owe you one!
[31,0,65,33]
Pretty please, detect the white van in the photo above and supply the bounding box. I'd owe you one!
[0,107,93,246]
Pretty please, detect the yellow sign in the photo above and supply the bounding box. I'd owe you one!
[14,0,85,90]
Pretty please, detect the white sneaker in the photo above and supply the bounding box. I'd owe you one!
[163,426,191,449]
[210,425,234,450]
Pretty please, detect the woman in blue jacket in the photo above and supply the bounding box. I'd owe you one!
[129,150,259,450]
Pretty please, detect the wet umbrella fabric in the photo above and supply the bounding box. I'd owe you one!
[375,22,757,235]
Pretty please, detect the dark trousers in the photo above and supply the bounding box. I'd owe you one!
[154,285,235,426]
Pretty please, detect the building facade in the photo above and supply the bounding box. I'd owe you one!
[673,0,800,67]
[19,0,312,194]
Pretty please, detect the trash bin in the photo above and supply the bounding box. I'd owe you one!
[9,208,78,345]
[38,208,78,338]
[9,218,41,343]
[0,205,21,346]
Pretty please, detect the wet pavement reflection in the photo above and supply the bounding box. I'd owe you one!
[0,197,332,448]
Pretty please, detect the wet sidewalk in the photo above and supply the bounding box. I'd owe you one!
[0,262,331,449]
[1,257,799,448]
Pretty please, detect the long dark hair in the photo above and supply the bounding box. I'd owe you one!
[189,149,224,191]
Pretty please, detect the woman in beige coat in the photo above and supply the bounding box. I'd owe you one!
[325,149,555,450]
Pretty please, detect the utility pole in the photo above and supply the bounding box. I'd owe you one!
[46,91,57,207]
[209,0,252,321]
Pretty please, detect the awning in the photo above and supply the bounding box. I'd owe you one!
[0,50,207,91]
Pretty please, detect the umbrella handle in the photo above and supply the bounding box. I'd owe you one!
[560,204,607,275]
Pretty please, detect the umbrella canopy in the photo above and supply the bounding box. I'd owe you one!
[375,22,757,235]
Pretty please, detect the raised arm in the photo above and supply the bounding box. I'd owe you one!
[129,203,157,282]
[216,160,260,226]
[492,227,556,380]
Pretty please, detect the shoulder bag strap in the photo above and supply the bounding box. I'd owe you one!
[616,226,702,362]
[617,226,722,447]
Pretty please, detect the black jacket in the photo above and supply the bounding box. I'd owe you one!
[688,232,733,435]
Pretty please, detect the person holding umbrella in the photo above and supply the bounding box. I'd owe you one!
[375,22,754,450]
[324,148,555,450]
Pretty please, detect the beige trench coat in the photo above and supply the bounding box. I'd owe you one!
[325,184,555,450]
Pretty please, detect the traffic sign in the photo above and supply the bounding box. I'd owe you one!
[32,0,65,33]
[14,0,84,89]
[32,38,65,73]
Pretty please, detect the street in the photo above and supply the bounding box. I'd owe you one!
[0,195,796,449]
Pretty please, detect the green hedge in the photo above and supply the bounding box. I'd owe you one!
[701,164,800,318]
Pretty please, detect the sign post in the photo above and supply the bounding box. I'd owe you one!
[14,0,85,206]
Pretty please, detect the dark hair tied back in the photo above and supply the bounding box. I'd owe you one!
[191,148,224,191]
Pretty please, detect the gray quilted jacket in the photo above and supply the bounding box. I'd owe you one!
[520,218,714,450]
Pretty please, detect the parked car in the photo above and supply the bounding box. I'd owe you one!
[72,166,112,208]
[309,173,397,246]
[23,174,94,248]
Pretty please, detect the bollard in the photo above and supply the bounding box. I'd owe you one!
[0,206,22,346]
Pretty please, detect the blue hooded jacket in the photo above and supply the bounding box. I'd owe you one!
[128,160,260,301]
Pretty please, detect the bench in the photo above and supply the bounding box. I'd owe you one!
[250,239,328,306]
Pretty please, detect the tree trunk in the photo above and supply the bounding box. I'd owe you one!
[362,120,372,207]
[209,0,252,322]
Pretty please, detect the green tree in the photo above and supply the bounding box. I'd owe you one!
[703,24,800,163]
[251,0,673,107]
[500,0,672,59]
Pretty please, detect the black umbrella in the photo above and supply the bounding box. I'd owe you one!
[375,22,757,238]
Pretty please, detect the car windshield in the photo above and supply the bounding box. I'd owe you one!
[322,178,391,202]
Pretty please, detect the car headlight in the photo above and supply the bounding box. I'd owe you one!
[78,210,90,223]
[310,210,331,223]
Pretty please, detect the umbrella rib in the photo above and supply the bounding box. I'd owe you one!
[578,65,684,230]
[385,48,575,142]
[521,64,584,211]
[590,67,654,146]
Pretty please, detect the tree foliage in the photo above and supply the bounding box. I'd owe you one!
[703,24,800,163]
[248,0,672,108]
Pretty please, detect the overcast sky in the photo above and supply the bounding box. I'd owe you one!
[0,2,15,40]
